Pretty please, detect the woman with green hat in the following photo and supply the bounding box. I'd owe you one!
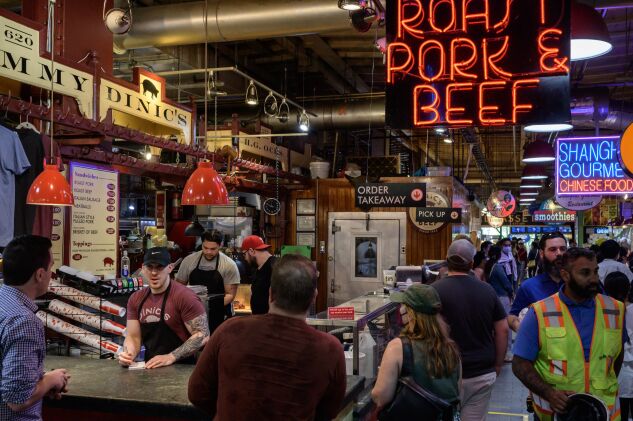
[372,284,461,420]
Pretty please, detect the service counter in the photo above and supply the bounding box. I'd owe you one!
[42,356,365,421]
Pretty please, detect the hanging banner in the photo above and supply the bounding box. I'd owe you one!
[100,68,193,145]
[555,194,602,211]
[385,0,571,129]
[556,136,633,195]
[415,207,462,223]
[69,162,118,276]
[487,190,516,218]
[0,11,93,117]
[533,210,576,223]
[356,183,426,208]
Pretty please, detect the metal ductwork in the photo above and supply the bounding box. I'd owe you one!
[258,93,633,132]
[113,0,352,51]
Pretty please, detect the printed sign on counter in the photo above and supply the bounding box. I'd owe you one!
[69,162,118,276]
[355,183,426,208]
[328,307,355,320]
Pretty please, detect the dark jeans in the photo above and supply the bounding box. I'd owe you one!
[622,398,633,421]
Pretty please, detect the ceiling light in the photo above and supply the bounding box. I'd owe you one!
[27,162,75,206]
[245,80,258,106]
[184,216,205,237]
[520,190,539,196]
[519,198,536,203]
[207,71,227,97]
[521,166,548,180]
[128,204,135,211]
[522,140,555,163]
[520,181,542,188]
[443,137,453,144]
[524,123,573,133]
[298,110,310,132]
[338,0,363,11]
[277,98,290,123]
[571,1,613,61]
[181,161,229,205]
[435,127,446,134]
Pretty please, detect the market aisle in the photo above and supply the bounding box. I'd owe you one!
[487,362,531,420]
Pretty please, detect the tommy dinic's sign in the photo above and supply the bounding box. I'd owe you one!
[0,11,94,118]
[0,10,192,144]
[355,183,426,208]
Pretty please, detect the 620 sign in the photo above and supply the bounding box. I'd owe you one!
[386,0,571,129]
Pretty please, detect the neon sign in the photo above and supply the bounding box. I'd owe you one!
[386,0,571,129]
[556,136,633,196]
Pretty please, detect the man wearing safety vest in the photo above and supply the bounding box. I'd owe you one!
[513,248,626,421]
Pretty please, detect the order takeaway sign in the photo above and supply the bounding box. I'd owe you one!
[355,183,426,208]
[385,0,571,129]
[556,136,633,196]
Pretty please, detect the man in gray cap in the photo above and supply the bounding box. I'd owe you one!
[432,239,509,421]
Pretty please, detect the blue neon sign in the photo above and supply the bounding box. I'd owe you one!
[556,136,633,196]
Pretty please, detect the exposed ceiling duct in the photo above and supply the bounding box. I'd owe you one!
[113,0,352,51]
[258,95,633,132]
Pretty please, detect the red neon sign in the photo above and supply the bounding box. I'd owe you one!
[386,0,571,129]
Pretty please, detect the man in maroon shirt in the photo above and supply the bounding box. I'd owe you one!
[188,254,346,421]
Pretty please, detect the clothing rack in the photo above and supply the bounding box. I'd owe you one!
[0,93,309,184]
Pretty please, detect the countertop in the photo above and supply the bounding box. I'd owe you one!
[44,356,365,419]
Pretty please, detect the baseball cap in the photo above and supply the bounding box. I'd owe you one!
[241,235,271,251]
[390,284,441,315]
[143,247,171,267]
[447,239,476,265]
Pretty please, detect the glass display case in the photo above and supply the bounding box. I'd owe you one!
[307,290,400,377]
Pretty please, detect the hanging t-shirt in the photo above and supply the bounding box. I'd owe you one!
[14,128,44,237]
[0,125,31,246]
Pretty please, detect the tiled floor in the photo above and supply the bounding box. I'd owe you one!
[487,362,531,421]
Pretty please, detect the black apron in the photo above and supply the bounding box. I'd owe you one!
[138,281,195,364]
[188,253,231,333]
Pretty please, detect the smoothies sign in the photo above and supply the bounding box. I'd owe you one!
[386,0,571,129]
[69,163,118,276]
[556,136,633,195]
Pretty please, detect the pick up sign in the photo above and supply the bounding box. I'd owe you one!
[355,183,426,208]
[415,208,462,223]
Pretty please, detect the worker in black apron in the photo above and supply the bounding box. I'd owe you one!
[188,253,232,333]
[137,281,196,364]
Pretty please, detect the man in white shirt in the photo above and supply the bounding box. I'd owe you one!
[598,240,633,284]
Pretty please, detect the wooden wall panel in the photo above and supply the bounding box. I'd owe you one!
[286,179,453,312]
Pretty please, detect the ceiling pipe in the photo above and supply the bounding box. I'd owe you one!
[113,0,352,51]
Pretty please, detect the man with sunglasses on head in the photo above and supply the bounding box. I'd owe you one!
[507,232,568,333]
[119,247,209,369]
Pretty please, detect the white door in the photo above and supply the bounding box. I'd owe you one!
[327,212,407,306]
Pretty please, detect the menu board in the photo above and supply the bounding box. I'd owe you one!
[69,162,118,276]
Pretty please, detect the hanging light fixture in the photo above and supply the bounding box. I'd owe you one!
[443,137,453,144]
[27,0,74,207]
[181,1,228,206]
[338,0,363,11]
[522,140,555,163]
[277,98,290,123]
[524,123,573,133]
[520,189,539,196]
[571,1,612,61]
[144,145,152,160]
[245,80,258,106]
[298,110,310,132]
[184,216,206,237]
[434,127,446,134]
[521,166,548,180]
[519,197,536,203]
[520,180,542,188]
[207,71,227,97]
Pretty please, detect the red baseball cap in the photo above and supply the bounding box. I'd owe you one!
[241,235,271,251]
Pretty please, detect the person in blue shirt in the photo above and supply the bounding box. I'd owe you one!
[512,248,626,418]
[507,232,568,333]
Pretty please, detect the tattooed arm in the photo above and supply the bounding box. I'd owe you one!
[172,314,210,361]
[145,314,210,369]
[512,356,570,413]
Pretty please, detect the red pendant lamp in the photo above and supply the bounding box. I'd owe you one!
[181,161,229,205]
[27,159,74,206]
[27,2,74,207]
[571,1,612,61]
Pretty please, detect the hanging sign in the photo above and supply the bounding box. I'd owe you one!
[409,191,450,232]
[555,194,602,211]
[487,190,516,218]
[355,183,426,208]
[69,162,118,276]
[0,11,94,117]
[100,68,193,145]
[618,123,633,176]
[385,0,570,129]
[487,214,504,228]
[533,210,576,223]
[415,207,461,223]
[556,136,633,195]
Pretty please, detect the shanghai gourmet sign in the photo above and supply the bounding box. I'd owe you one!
[556,136,633,196]
[386,0,571,129]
